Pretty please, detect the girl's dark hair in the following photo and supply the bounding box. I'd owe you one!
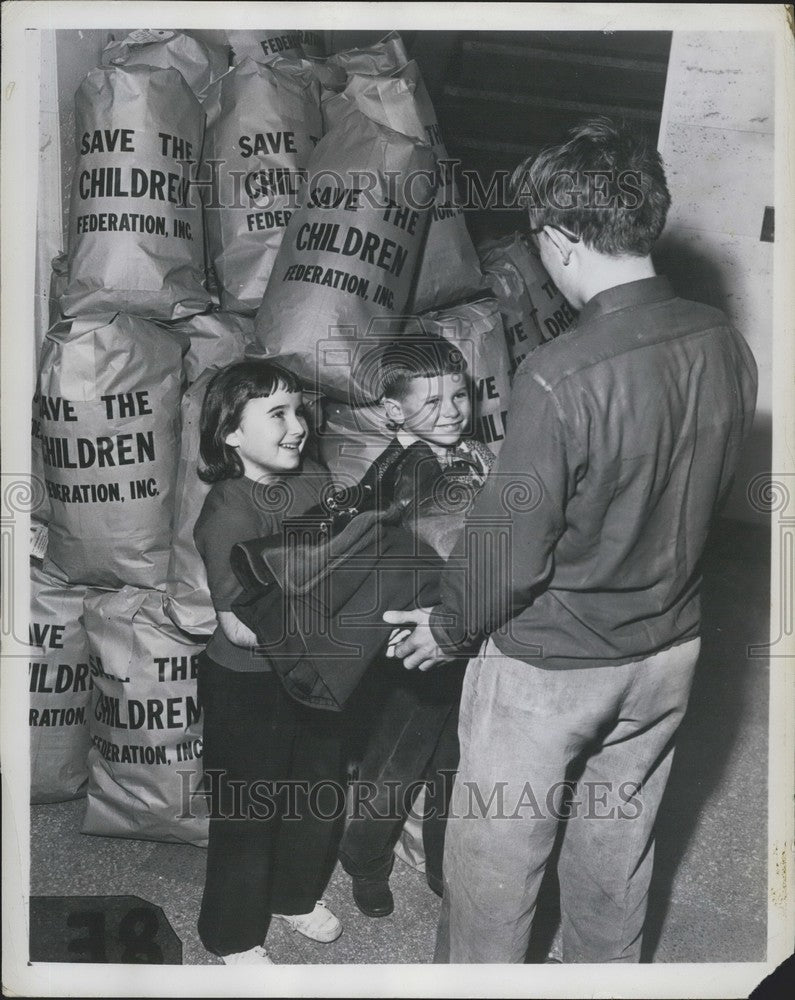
[509,116,671,257]
[377,335,468,403]
[198,360,303,483]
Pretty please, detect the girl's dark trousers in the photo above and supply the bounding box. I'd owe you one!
[196,652,344,957]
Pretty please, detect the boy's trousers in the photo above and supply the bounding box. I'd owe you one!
[339,655,464,889]
[434,635,700,963]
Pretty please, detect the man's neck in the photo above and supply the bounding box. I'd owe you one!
[576,254,657,310]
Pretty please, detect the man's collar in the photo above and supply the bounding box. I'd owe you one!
[576,276,675,327]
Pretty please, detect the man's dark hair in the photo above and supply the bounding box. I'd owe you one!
[376,335,468,402]
[198,359,303,483]
[510,117,671,256]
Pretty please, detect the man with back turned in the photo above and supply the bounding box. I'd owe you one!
[384,117,758,962]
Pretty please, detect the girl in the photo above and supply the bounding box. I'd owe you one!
[194,360,343,965]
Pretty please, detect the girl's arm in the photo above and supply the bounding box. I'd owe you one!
[217,610,259,648]
[195,489,275,649]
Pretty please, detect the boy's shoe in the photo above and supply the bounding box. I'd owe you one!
[351,875,394,918]
[273,900,342,943]
[221,944,273,965]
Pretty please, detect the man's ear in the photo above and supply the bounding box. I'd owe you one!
[382,397,405,424]
[543,225,571,262]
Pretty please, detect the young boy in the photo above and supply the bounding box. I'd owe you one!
[338,336,494,916]
[381,337,494,507]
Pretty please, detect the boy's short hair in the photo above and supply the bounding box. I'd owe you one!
[510,116,671,256]
[198,359,302,483]
[377,335,468,402]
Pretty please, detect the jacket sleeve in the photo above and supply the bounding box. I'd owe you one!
[715,326,759,512]
[429,372,575,653]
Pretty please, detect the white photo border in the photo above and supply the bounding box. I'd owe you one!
[2,3,793,997]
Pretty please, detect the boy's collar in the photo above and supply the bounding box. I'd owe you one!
[396,431,479,469]
[396,430,454,461]
[396,429,421,450]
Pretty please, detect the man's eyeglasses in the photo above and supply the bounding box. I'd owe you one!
[528,223,581,244]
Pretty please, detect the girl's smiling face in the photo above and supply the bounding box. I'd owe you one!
[224,389,308,482]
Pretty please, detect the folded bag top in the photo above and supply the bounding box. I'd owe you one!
[231,516,443,711]
[228,439,472,710]
[231,505,387,594]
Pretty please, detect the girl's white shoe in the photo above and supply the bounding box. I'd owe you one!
[222,944,273,965]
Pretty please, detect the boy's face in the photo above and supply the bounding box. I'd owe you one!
[385,372,471,449]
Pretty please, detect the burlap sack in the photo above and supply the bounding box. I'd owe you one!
[295,30,328,59]
[101,29,229,101]
[510,235,577,341]
[424,299,511,454]
[164,368,217,636]
[308,56,347,95]
[42,254,70,504]
[82,587,208,846]
[29,563,92,803]
[37,314,186,589]
[31,398,52,528]
[328,31,409,77]
[252,108,435,401]
[170,311,252,384]
[47,252,70,329]
[320,90,358,134]
[203,57,322,314]
[342,61,483,311]
[478,234,545,378]
[61,65,210,320]
[228,30,305,65]
[321,31,408,135]
[482,233,577,349]
[317,398,393,488]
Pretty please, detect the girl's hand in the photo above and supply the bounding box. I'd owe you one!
[218,611,259,649]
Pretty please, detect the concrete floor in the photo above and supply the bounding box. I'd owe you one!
[28,517,769,966]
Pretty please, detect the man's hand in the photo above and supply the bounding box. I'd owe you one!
[382,608,454,672]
